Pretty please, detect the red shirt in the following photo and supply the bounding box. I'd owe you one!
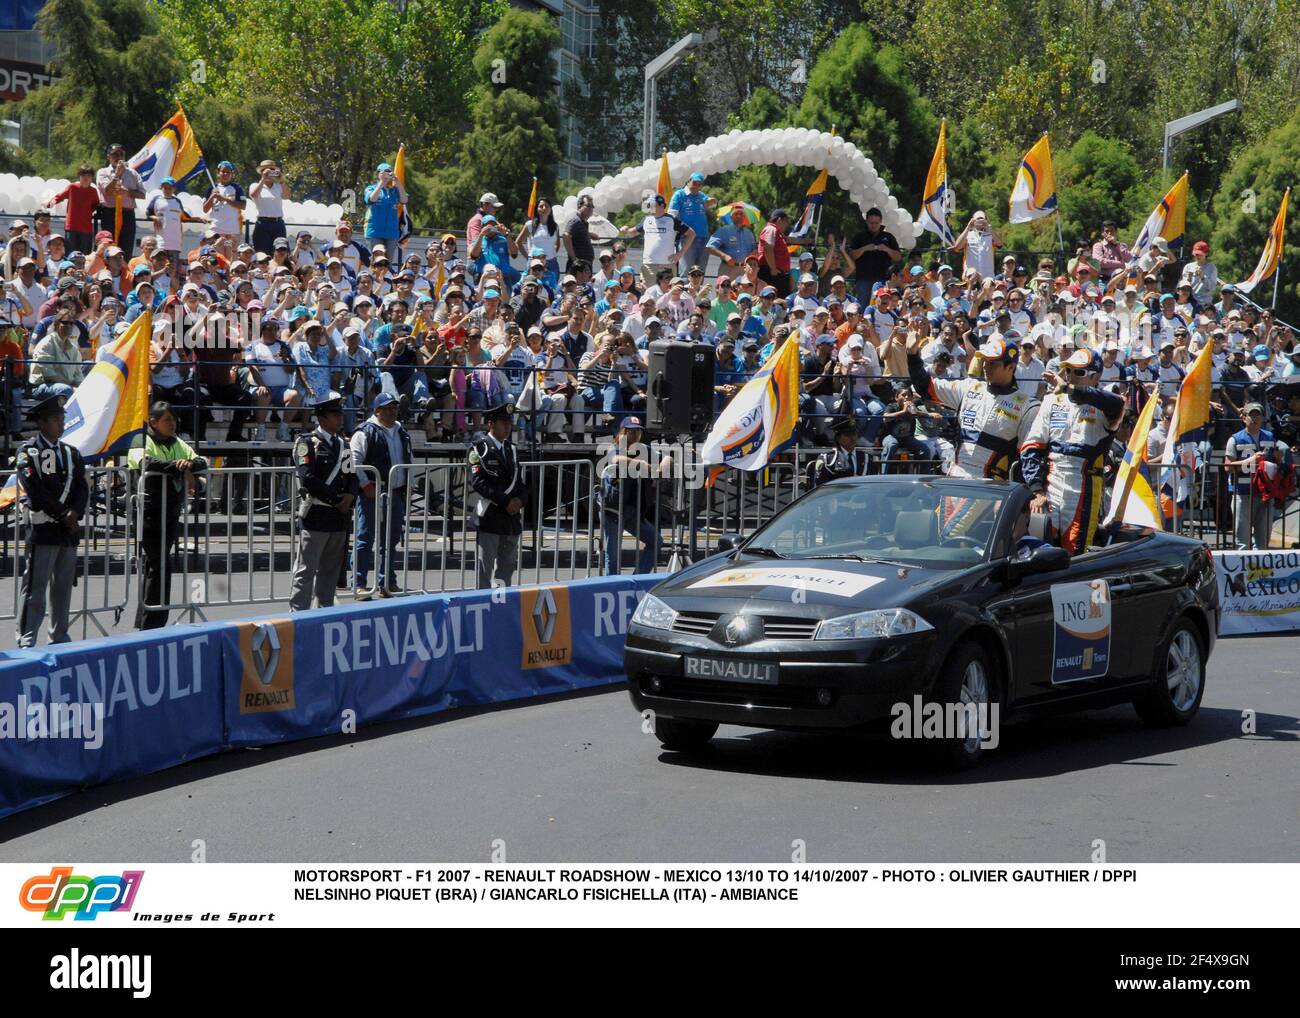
[49,182,100,234]
[759,224,790,273]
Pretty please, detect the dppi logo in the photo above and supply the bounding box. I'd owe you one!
[19,866,144,921]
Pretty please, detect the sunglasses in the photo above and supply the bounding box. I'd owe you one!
[1065,367,1091,378]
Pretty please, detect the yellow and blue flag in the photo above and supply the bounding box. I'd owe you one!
[702,335,801,483]
[788,168,828,241]
[1157,337,1213,505]
[2,311,153,510]
[393,144,413,243]
[918,120,955,244]
[128,108,207,192]
[1102,384,1163,530]
[1131,171,1189,261]
[1008,134,1057,224]
[1234,188,1289,294]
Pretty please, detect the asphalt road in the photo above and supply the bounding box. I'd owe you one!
[0,635,1295,863]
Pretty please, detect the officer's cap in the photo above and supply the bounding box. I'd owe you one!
[831,415,857,436]
[29,394,67,422]
[312,391,345,415]
[484,402,515,423]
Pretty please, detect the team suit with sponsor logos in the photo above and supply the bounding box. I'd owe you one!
[1023,385,1126,555]
[907,353,1043,486]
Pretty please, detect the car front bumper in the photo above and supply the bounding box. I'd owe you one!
[624,622,941,730]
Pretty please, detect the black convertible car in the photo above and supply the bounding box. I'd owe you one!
[625,476,1219,767]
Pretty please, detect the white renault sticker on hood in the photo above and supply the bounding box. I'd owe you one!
[688,567,885,598]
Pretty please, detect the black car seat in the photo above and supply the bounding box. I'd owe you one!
[894,510,938,549]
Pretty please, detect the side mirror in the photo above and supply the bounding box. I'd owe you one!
[715,532,743,553]
[1006,543,1071,580]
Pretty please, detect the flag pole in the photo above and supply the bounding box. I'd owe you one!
[1272,257,1281,310]
[811,124,834,256]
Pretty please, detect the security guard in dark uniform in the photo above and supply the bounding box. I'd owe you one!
[470,402,529,589]
[14,395,88,646]
[289,392,358,611]
[808,415,868,488]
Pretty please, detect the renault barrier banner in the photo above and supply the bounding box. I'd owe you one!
[0,629,224,819]
[221,577,653,747]
[1214,551,1300,636]
[0,576,653,820]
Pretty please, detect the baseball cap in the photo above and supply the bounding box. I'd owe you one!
[688,172,705,183]
[847,335,865,349]
[1243,401,1264,415]
[815,334,834,346]
[479,214,497,225]
[978,335,1018,364]
[376,162,393,173]
[1064,348,1103,373]
[483,288,500,299]
[1253,344,1271,360]
[800,273,816,284]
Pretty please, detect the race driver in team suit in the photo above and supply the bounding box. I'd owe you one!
[906,331,1044,486]
[1023,348,1126,556]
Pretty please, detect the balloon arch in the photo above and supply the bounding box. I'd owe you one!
[559,126,920,249]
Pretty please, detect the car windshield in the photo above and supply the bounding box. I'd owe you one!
[741,480,1009,569]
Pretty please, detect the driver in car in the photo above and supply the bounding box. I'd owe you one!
[1024,348,1126,556]
[906,332,1043,487]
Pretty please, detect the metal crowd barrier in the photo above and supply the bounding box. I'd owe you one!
[134,462,381,623]
[393,458,597,593]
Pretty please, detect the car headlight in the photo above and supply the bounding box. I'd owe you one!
[631,593,678,631]
[814,608,933,641]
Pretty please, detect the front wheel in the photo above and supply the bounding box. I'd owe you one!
[1134,620,1205,726]
[653,716,718,752]
[927,642,996,770]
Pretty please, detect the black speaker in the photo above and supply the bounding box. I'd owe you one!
[647,339,714,435]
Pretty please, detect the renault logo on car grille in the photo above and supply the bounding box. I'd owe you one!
[722,615,757,645]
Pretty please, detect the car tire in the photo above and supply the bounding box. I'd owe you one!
[653,716,719,752]
[927,642,996,770]
[1134,619,1205,727]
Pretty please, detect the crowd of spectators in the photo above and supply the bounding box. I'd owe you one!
[2,153,1298,493]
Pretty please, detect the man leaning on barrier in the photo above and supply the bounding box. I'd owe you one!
[129,401,208,630]
[14,396,88,647]
[470,402,528,590]
[290,392,358,611]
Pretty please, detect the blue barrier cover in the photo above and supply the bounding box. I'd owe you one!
[0,627,226,819]
[221,576,656,747]
[0,576,654,819]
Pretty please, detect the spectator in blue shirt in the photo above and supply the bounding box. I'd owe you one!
[705,215,758,272]
[363,162,406,263]
[669,173,716,272]
[469,214,520,291]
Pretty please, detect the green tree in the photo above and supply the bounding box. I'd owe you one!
[1210,108,1300,321]
[427,9,560,230]
[723,25,937,242]
[155,0,497,203]
[5,0,182,176]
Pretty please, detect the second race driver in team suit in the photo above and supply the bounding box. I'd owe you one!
[906,332,1043,487]
[1023,348,1126,556]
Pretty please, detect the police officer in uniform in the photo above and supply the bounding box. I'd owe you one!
[14,396,88,646]
[290,392,358,611]
[470,402,529,589]
[808,415,868,488]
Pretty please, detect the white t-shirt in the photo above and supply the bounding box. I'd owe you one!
[13,279,47,328]
[963,228,995,279]
[146,192,185,252]
[520,222,558,262]
[206,182,245,235]
[1016,356,1046,397]
[245,339,294,388]
[250,180,284,219]
[639,214,680,265]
